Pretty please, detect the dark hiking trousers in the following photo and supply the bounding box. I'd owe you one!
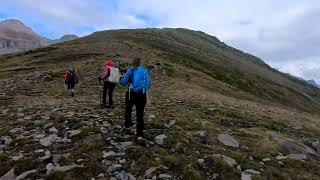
[67,80,76,89]
[103,81,116,106]
[125,91,147,137]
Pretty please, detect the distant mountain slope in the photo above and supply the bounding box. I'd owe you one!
[0,19,78,55]
[1,28,320,113]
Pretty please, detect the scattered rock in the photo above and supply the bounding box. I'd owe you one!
[262,158,271,162]
[267,131,318,156]
[149,114,156,119]
[103,151,116,158]
[275,154,287,160]
[110,164,123,172]
[40,150,51,160]
[34,149,45,153]
[217,133,239,148]
[40,134,58,147]
[16,169,37,180]
[312,140,320,154]
[68,129,82,137]
[116,141,135,151]
[55,164,80,172]
[288,154,307,161]
[127,173,136,180]
[212,154,237,167]
[197,131,208,141]
[0,136,13,146]
[159,174,172,179]
[198,159,205,164]
[241,172,252,180]
[49,127,59,134]
[144,166,168,178]
[155,134,167,145]
[52,154,62,165]
[84,134,102,144]
[12,154,24,161]
[116,171,129,180]
[0,168,16,180]
[244,169,261,175]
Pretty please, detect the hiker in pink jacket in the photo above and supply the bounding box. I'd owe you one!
[99,60,116,108]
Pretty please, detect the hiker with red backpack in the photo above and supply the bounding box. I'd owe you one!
[120,57,151,145]
[64,66,79,97]
[99,60,120,108]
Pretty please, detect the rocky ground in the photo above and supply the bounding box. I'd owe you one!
[0,57,320,180]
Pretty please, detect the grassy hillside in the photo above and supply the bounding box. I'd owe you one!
[0,28,320,179]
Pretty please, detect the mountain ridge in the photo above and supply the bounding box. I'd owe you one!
[0,19,78,55]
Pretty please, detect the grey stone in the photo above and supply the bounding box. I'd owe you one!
[218,133,239,148]
[159,174,172,179]
[155,134,167,145]
[212,154,238,167]
[40,134,58,147]
[0,168,16,180]
[110,164,123,172]
[312,140,320,153]
[12,154,24,161]
[288,154,307,161]
[241,172,251,180]
[68,129,82,137]
[34,149,45,153]
[267,131,318,156]
[116,142,135,151]
[84,134,102,144]
[16,169,37,180]
[0,136,13,145]
[244,169,260,175]
[262,158,271,162]
[116,171,129,180]
[53,154,62,165]
[103,151,116,158]
[198,159,205,164]
[49,127,59,134]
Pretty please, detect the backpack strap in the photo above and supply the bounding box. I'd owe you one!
[129,68,136,86]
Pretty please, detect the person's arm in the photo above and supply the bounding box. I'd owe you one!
[76,71,79,83]
[101,67,109,80]
[120,69,131,86]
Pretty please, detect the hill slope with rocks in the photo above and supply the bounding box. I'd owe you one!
[0,19,78,55]
[0,28,320,180]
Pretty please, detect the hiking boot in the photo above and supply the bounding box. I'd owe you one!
[71,92,74,97]
[124,121,134,128]
[135,137,146,146]
[108,105,115,109]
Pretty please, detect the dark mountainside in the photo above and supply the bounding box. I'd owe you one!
[0,28,320,179]
[0,19,78,55]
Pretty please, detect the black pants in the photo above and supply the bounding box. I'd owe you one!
[102,81,116,106]
[125,91,147,137]
[67,80,75,89]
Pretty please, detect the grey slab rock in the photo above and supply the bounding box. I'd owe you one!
[159,174,172,179]
[244,169,261,175]
[212,154,238,167]
[217,133,239,148]
[110,164,123,172]
[288,154,307,161]
[53,154,62,165]
[40,134,58,147]
[0,168,16,180]
[267,131,318,156]
[116,171,129,180]
[16,169,37,180]
[155,134,167,145]
[67,129,82,137]
[312,140,320,153]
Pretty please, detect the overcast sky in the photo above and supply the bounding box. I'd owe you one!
[1,0,319,83]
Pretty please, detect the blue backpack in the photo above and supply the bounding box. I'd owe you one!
[129,66,151,93]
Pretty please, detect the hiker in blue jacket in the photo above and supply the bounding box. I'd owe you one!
[120,57,151,145]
